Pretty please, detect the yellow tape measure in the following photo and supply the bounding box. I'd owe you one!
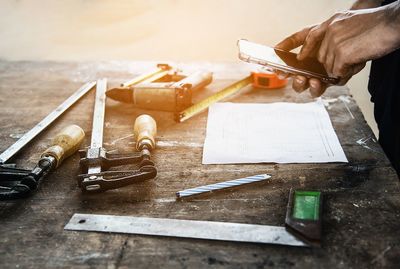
[176,75,252,122]
[121,64,172,88]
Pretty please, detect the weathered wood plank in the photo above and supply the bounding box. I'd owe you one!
[0,61,399,269]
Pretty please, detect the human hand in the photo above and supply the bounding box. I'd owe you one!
[275,2,400,97]
[275,25,331,98]
[298,6,399,78]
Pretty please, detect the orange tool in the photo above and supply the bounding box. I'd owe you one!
[251,72,287,89]
[177,71,287,122]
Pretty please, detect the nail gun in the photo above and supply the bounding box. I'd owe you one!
[106,64,213,112]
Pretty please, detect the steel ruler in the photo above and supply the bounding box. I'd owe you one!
[65,213,307,247]
[0,81,96,164]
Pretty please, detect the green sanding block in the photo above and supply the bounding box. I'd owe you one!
[285,188,322,247]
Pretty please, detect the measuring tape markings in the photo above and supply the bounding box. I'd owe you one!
[178,75,252,122]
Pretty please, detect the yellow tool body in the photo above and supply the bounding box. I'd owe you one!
[106,64,213,112]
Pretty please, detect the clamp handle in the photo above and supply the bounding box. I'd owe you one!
[41,125,85,168]
[0,124,85,199]
[79,148,144,171]
[134,114,157,151]
[78,165,157,192]
[78,115,158,193]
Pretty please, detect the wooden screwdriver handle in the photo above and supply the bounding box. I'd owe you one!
[134,115,157,151]
[41,125,85,168]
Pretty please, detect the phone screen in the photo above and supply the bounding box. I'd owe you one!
[238,39,333,80]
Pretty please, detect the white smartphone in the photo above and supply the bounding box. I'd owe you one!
[237,39,339,84]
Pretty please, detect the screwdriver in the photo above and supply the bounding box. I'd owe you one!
[0,125,85,199]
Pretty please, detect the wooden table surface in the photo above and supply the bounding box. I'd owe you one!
[0,61,399,269]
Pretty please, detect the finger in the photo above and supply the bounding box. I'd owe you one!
[332,59,350,78]
[309,78,328,97]
[322,30,336,74]
[292,75,309,93]
[275,26,311,51]
[338,74,352,86]
[324,49,335,75]
[298,25,326,60]
[317,15,339,64]
[317,32,330,65]
[275,70,290,80]
[337,62,366,85]
[334,60,366,80]
[302,39,322,59]
[352,62,366,75]
[331,38,366,78]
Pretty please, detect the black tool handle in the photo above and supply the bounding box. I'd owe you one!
[78,165,157,193]
[0,156,55,200]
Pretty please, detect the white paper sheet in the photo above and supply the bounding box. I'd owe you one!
[202,100,348,164]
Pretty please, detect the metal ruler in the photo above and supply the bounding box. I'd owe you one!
[177,75,252,122]
[0,81,96,164]
[65,213,307,247]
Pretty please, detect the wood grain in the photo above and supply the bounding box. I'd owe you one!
[0,61,399,269]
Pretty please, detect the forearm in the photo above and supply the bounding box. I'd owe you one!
[383,1,400,50]
[387,0,400,28]
[351,0,383,10]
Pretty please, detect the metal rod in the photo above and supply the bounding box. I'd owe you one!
[176,174,271,198]
[0,81,96,164]
[87,78,107,175]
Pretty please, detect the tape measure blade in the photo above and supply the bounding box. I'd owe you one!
[178,75,252,122]
[121,67,170,87]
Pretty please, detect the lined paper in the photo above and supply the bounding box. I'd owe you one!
[202,100,348,164]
